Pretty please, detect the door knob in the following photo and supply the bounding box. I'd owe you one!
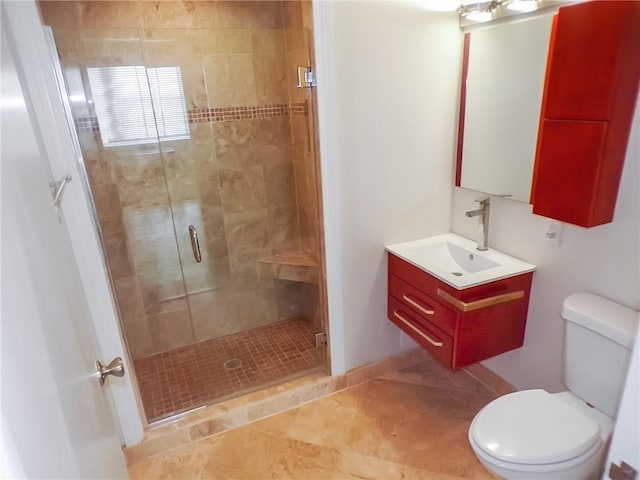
[96,357,125,385]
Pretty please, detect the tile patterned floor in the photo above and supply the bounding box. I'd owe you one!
[128,356,498,479]
[135,317,322,422]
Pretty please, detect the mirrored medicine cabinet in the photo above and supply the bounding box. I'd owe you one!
[456,14,553,203]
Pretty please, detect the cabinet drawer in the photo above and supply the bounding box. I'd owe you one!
[388,296,453,368]
[389,274,456,336]
[389,254,445,300]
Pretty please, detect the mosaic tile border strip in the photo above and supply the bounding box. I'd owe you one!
[75,116,100,133]
[75,102,308,132]
[188,102,308,122]
[188,103,289,123]
[290,102,308,116]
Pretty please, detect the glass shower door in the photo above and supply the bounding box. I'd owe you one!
[86,66,195,353]
[49,27,197,388]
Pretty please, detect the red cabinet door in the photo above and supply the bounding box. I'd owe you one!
[543,2,639,121]
[532,120,607,227]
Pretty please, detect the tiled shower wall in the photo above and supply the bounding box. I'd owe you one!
[40,1,322,359]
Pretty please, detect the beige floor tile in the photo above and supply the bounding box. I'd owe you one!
[411,384,496,420]
[250,406,298,437]
[358,377,493,422]
[199,427,280,479]
[254,394,360,451]
[356,379,429,419]
[381,359,494,396]
[335,451,404,480]
[401,465,469,480]
[346,409,415,464]
[330,381,371,407]
[128,435,220,479]
[404,416,493,479]
[127,355,499,480]
[265,437,342,479]
[198,426,342,479]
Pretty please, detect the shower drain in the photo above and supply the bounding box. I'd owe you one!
[223,358,243,371]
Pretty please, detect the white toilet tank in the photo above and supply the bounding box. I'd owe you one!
[562,293,638,418]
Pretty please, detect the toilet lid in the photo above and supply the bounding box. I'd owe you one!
[470,390,601,465]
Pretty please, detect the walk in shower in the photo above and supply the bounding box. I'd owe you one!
[39,0,326,423]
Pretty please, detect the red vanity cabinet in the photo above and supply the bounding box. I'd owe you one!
[387,253,533,370]
[530,1,640,227]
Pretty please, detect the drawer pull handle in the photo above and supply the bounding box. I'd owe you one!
[393,310,443,347]
[402,294,435,316]
[436,288,524,312]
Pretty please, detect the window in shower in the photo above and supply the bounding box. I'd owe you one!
[87,66,190,147]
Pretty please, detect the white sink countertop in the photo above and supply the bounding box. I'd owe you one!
[386,233,536,290]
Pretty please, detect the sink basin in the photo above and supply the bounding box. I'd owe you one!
[386,233,535,289]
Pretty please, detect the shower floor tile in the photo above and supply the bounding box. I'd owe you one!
[134,317,323,423]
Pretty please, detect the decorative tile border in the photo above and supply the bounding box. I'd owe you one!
[75,116,99,133]
[75,102,308,132]
[188,103,291,123]
[290,101,308,117]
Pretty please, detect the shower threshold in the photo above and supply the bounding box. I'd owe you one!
[134,317,323,423]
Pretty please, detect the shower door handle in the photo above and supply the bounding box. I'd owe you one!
[189,225,202,263]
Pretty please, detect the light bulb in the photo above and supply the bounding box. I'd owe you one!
[459,1,496,22]
[466,9,494,21]
[506,0,538,13]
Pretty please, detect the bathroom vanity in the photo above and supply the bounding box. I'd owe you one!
[386,234,535,369]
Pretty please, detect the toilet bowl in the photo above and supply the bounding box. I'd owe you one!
[468,390,613,479]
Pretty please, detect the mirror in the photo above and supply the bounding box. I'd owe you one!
[457,15,553,202]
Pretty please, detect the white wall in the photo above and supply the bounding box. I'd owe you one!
[451,101,640,392]
[605,331,640,476]
[314,1,462,373]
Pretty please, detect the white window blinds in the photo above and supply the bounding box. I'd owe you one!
[87,66,190,147]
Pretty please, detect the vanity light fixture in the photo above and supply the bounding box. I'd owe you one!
[505,0,539,12]
[458,1,499,22]
[458,0,546,24]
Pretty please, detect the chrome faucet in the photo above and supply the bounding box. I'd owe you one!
[465,196,490,251]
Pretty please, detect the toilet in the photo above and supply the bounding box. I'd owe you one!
[468,293,638,480]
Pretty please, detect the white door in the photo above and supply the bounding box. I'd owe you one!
[1,6,129,480]
[1,0,145,448]
[602,331,640,479]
